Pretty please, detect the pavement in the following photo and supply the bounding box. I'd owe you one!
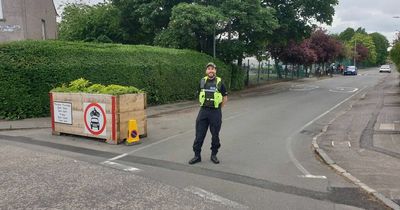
[1,73,399,209]
[314,71,400,210]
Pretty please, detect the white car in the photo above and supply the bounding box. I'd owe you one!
[379,65,391,73]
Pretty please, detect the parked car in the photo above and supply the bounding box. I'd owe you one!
[344,66,357,75]
[379,64,391,73]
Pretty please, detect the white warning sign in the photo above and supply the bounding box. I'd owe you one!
[54,102,72,124]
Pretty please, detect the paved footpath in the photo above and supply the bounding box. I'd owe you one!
[315,71,400,210]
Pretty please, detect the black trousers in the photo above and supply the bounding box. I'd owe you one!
[193,107,222,157]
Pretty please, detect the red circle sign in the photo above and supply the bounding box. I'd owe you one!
[84,103,107,135]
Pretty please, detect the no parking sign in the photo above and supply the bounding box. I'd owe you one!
[84,103,107,136]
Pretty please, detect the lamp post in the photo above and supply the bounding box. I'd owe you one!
[394,16,400,35]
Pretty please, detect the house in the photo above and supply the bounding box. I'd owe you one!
[0,0,57,42]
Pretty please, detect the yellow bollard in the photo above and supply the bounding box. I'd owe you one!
[125,119,141,145]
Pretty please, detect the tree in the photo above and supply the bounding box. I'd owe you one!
[154,3,224,53]
[111,0,190,44]
[390,42,400,72]
[355,27,368,35]
[155,0,278,65]
[279,39,317,77]
[59,3,123,43]
[262,0,338,78]
[309,29,342,67]
[393,32,400,45]
[338,28,355,42]
[370,32,390,65]
[348,33,377,65]
[355,43,369,63]
[218,0,278,65]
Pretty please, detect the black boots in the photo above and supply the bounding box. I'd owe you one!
[189,155,220,164]
[188,156,201,165]
[210,155,220,164]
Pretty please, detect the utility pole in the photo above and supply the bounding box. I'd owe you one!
[213,27,216,58]
[354,39,357,67]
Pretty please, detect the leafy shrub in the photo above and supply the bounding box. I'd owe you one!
[0,41,240,119]
[51,78,142,95]
[85,84,106,93]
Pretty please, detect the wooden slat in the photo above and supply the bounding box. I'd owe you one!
[118,110,147,137]
[118,93,145,112]
[52,92,147,143]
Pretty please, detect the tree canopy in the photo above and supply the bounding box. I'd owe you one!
[59,3,123,43]
[349,33,377,64]
[370,32,390,65]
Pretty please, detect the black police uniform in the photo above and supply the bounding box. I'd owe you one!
[192,77,228,158]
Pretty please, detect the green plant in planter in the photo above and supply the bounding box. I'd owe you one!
[52,78,142,95]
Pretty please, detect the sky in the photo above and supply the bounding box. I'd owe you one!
[53,0,400,43]
[323,0,400,44]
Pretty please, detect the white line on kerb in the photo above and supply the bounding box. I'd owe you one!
[184,186,248,209]
[287,86,366,178]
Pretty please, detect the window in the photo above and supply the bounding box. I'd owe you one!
[41,19,47,40]
[0,0,4,20]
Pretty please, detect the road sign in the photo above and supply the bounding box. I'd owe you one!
[53,101,72,124]
[84,103,107,136]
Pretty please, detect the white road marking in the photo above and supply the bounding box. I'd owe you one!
[297,86,366,130]
[332,141,352,148]
[287,136,315,176]
[289,84,319,91]
[101,161,141,172]
[299,175,327,179]
[100,130,194,164]
[329,87,359,93]
[287,86,366,177]
[102,112,245,163]
[379,123,395,130]
[184,186,248,209]
[106,153,129,162]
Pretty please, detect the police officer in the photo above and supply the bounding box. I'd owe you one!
[189,62,228,165]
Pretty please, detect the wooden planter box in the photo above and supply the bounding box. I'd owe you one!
[49,92,147,144]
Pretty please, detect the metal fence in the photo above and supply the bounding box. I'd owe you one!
[242,63,310,86]
[241,62,346,86]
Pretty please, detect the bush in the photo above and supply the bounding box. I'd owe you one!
[0,41,239,119]
[390,42,400,72]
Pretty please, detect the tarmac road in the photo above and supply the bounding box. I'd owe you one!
[0,67,394,209]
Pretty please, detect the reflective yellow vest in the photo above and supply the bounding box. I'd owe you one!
[199,76,223,108]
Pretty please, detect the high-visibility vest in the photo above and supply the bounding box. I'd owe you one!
[199,76,223,108]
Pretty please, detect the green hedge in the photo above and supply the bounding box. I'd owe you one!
[0,41,239,119]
